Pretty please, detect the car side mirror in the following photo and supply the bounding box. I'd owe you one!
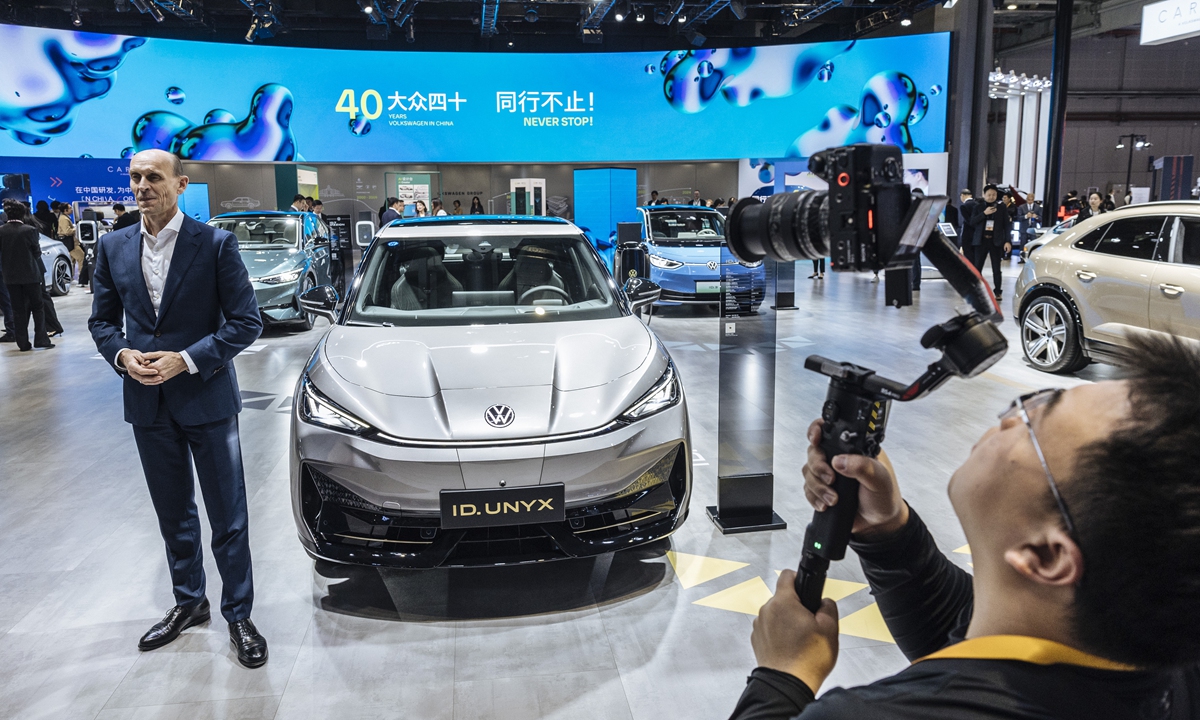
[623,277,661,312]
[299,285,339,322]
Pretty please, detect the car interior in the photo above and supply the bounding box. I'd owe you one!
[351,236,618,325]
[646,211,726,245]
[214,218,300,246]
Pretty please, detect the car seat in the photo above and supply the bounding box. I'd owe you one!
[462,248,500,291]
[389,248,463,310]
[498,244,568,303]
[233,225,251,246]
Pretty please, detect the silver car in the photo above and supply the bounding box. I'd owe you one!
[209,211,334,330]
[289,216,690,568]
[1013,201,1200,373]
[40,234,72,296]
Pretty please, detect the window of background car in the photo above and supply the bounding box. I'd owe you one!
[348,234,622,326]
[646,210,726,247]
[1178,217,1200,267]
[1072,224,1108,251]
[1086,216,1169,261]
[212,217,299,247]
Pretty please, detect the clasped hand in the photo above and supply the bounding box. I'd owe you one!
[121,349,188,386]
[749,419,910,694]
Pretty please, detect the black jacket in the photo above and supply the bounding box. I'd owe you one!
[958,199,977,248]
[0,220,43,285]
[728,510,1199,719]
[968,202,1012,247]
[111,210,140,231]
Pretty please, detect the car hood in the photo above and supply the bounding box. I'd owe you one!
[240,247,301,279]
[647,244,725,263]
[309,317,668,440]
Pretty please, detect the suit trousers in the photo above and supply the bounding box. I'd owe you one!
[7,283,49,349]
[973,243,1005,292]
[40,287,62,335]
[132,397,254,622]
[0,281,14,336]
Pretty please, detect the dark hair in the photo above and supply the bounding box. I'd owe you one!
[293,194,305,203]
[983,183,999,194]
[113,203,126,212]
[1070,333,1200,666]
[960,188,973,196]
[386,196,400,207]
[4,201,27,220]
[651,190,658,195]
[312,200,323,207]
[453,199,461,206]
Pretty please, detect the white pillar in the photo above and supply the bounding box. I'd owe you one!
[1034,87,1053,202]
[1018,86,1040,193]
[1003,93,1023,188]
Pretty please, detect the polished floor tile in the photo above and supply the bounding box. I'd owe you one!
[0,260,1110,719]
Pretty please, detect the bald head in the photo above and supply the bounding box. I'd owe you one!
[128,149,188,233]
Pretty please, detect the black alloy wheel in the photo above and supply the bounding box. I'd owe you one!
[50,257,72,297]
[296,275,316,332]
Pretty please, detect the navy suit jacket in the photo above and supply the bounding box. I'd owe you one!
[88,215,262,426]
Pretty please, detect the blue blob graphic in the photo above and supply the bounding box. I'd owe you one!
[697,61,714,78]
[908,93,929,125]
[758,162,774,183]
[204,109,237,124]
[929,84,943,96]
[817,62,834,82]
[127,84,298,161]
[0,28,144,145]
[131,111,194,153]
[165,86,185,105]
[349,116,371,136]
[644,63,657,75]
[873,111,891,128]
[120,146,134,158]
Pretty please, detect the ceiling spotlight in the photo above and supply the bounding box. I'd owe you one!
[72,4,82,26]
[363,4,374,13]
[1006,3,1017,8]
[614,0,629,20]
[684,27,706,46]
[941,0,957,7]
[678,14,686,22]
[1116,143,1125,149]
[636,10,645,20]
[525,5,538,21]
[900,16,912,25]
[406,20,415,42]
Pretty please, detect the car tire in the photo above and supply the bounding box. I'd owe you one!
[295,275,315,332]
[1020,294,1088,373]
[50,257,72,297]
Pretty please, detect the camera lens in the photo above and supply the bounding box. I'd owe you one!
[726,192,830,265]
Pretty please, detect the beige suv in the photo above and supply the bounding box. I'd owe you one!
[1013,201,1200,373]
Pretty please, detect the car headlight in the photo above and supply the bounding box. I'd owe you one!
[299,377,371,434]
[648,254,683,270]
[255,269,303,285]
[620,362,681,422]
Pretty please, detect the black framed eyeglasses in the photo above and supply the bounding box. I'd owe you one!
[999,388,1076,536]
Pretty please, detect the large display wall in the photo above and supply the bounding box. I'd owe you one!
[0,23,949,163]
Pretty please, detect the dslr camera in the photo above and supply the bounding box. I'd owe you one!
[727,144,943,272]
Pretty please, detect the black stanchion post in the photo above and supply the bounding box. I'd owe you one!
[772,259,799,311]
[1042,0,1074,227]
[707,255,787,534]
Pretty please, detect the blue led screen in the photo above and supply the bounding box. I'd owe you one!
[0,23,949,163]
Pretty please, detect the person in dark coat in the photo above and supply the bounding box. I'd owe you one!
[0,202,53,350]
[967,184,1011,298]
[111,203,141,232]
[956,189,976,252]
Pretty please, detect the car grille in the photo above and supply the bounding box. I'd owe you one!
[660,288,764,304]
[300,442,688,567]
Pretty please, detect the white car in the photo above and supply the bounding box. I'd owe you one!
[40,234,72,296]
[289,216,690,568]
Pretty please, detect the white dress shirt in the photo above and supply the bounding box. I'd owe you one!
[115,209,198,375]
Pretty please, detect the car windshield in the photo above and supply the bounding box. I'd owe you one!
[646,209,726,246]
[211,217,299,247]
[348,233,622,327]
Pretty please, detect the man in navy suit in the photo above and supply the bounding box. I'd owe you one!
[89,149,268,668]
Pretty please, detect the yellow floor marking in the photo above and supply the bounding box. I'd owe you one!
[839,603,896,644]
[981,372,1034,392]
[693,577,775,616]
[953,544,971,554]
[667,551,749,589]
[774,571,868,602]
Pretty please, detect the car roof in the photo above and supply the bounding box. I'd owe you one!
[379,215,582,238]
[211,210,307,219]
[638,204,724,211]
[1106,200,1200,213]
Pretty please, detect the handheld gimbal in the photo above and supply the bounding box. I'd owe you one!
[793,227,1009,613]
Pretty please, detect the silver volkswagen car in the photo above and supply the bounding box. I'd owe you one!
[290,216,691,568]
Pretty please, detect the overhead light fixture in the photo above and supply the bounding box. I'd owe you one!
[900,16,912,25]
[678,14,686,22]
[653,6,669,23]
[406,20,415,42]
[730,0,746,19]
[636,9,645,20]
[1006,3,1017,8]
[1116,142,1125,149]
[525,4,538,21]
[941,0,957,8]
[245,16,261,41]
[684,27,706,46]
[614,0,629,20]
[114,0,133,11]
[72,3,83,26]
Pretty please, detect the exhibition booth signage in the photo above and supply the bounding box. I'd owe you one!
[0,23,949,164]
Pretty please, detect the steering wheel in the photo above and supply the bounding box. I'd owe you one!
[518,285,572,305]
[697,228,718,237]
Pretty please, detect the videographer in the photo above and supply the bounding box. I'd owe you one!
[967,184,1011,299]
[728,332,1200,719]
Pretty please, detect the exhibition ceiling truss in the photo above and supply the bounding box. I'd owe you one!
[10,0,945,49]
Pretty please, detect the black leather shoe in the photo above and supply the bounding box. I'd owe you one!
[0,334,16,343]
[229,618,268,668]
[139,599,211,651]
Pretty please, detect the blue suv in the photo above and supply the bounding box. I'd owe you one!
[637,205,765,311]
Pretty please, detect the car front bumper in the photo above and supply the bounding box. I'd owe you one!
[253,279,303,322]
[650,265,766,306]
[289,396,691,568]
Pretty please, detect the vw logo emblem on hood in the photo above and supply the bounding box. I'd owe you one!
[707,261,718,271]
[484,404,516,428]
